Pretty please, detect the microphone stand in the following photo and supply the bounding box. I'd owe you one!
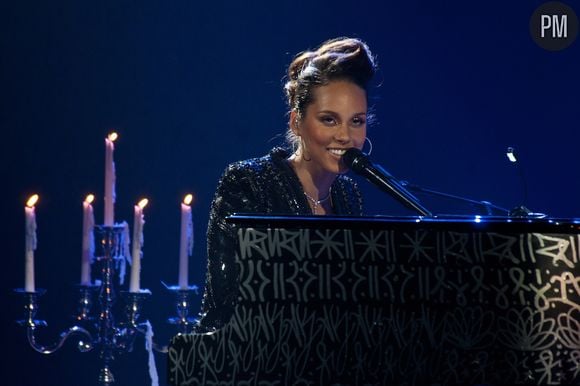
[400,181,510,216]
[367,166,434,217]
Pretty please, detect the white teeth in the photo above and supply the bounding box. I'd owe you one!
[328,148,346,156]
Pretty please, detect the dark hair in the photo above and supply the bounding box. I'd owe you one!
[283,37,377,147]
[285,37,376,116]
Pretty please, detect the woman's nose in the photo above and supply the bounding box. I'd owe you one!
[334,124,351,143]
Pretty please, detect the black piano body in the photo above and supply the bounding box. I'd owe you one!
[168,215,580,385]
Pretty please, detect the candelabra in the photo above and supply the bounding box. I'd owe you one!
[15,224,199,385]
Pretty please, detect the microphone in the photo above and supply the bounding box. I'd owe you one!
[342,148,433,217]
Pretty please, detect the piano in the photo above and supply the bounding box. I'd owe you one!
[168,215,580,385]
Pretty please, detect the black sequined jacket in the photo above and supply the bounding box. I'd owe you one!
[197,147,364,332]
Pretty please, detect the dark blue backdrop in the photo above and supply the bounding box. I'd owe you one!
[2,1,579,385]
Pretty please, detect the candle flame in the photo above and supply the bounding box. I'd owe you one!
[108,132,118,142]
[85,194,95,204]
[26,194,39,208]
[183,194,193,205]
[137,198,149,209]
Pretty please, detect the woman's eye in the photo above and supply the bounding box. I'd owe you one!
[352,117,366,126]
[321,116,336,125]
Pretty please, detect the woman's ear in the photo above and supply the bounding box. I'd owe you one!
[289,110,300,135]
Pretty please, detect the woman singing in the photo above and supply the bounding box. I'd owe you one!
[197,36,377,332]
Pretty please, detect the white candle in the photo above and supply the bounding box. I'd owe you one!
[104,132,117,226]
[178,194,194,289]
[25,194,39,293]
[129,198,148,293]
[80,194,95,286]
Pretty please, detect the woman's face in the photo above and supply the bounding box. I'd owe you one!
[293,80,367,176]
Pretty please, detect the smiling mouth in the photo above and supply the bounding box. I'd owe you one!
[328,148,347,156]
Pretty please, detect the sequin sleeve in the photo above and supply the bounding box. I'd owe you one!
[198,162,262,331]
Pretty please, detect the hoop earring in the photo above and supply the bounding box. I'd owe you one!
[300,138,312,161]
[363,137,373,155]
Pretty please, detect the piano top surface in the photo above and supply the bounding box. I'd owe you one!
[227,214,580,234]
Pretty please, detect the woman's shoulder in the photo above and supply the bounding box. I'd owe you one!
[222,147,290,177]
[213,147,295,212]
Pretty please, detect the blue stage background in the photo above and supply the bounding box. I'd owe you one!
[1,1,579,385]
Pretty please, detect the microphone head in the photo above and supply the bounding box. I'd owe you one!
[342,148,370,173]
